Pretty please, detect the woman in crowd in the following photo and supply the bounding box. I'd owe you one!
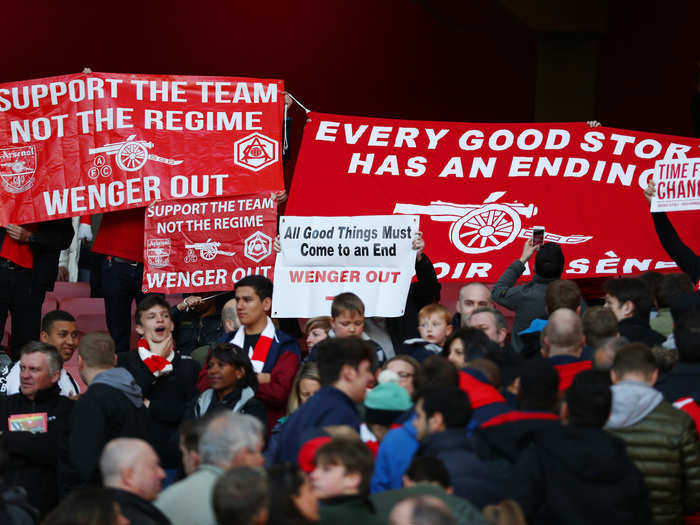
[266,363,322,465]
[267,463,319,525]
[287,362,322,414]
[442,328,493,369]
[383,355,419,397]
[189,343,266,425]
[304,317,331,352]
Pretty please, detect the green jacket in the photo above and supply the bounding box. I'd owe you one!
[607,393,700,525]
[372,483,488,525]
[320,495,384,525]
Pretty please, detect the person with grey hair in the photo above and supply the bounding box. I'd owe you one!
[468,307,509,349]
[155,412,264,525]
[592,336,629,371]
[0,341,74,516]
[389,495,457,525]
[58,331,149,497]
[100,438,170,525]
[213,467,269,525]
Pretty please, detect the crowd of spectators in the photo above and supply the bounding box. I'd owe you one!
[0,176,698,525]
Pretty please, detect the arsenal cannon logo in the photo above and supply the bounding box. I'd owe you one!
[234,133,278,172]
[0,145,36,193]
[394,191,593,254]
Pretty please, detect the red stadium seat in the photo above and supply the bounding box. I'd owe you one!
[42,294,58,316]
[52,282,91,303]
[61,297,106,319]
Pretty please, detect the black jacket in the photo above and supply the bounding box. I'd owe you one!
[618,316,665,347]
[0,219,74,294]
[58,377,150,496]
[188,385,266,426]
[385,254,441,351]
[508,425,652,525]
[652,212,699,284]
[0,384,73,516]
[118,351,200,468]
[656,362,700,403]
[106,488,171,525]
[417,428,504,509]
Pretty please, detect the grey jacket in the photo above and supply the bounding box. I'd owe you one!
[491,260,553,353]
[155,464,223,525]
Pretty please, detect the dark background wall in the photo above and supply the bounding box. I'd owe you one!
[3,0,698,186]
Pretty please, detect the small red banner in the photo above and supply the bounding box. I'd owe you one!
[142,193,277,294]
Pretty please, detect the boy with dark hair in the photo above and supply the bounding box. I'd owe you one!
[119,294,200,480]
[400,304,453,363]
[199,275,300,432]
[414,386,503,507]
[607,343,700,524]
[5,309,81,397]
[274,338,374,463]
[604,278,665,346]
[510,369,651,524]
[311,438,382,524]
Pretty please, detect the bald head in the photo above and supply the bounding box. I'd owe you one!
[457,283,492,327]
[221,298,240,334]
[100,438,165,501]
[545,308,584,357]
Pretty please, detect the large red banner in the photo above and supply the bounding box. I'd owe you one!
[0,72,284,225]
[142,193,277,294]
[287,112,700,282]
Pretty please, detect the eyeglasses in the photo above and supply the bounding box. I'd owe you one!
[397,372,414,379]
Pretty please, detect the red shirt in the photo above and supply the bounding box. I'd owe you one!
[92,208,145,262]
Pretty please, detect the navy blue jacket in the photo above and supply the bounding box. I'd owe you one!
[273,386,360,464]
[417,428,504,509]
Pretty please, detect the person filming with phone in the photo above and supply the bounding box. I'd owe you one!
[491,231,566,355]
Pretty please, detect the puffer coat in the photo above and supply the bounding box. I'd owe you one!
[607,385,700,525]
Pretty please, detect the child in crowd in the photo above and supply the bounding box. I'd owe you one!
[361,381,413,447]
[118,294,200,484]
[400,304,453,362]
[311,439,383,524]
[305,316,331,352]
[308,292,386,369]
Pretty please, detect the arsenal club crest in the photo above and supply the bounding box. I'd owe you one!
[0,145,37,193]
[147,238,171,269]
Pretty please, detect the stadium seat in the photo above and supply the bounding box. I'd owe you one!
[52,281,91,303]
[61,297,106,319]
[42,294,58,316]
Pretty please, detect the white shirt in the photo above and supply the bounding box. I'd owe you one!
[5,362,81,398]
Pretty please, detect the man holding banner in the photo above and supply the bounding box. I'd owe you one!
[0,219,74,360]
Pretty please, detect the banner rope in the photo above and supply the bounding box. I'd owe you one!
[286,92,311,114]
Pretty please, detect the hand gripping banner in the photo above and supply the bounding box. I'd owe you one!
[285,112,700,282]
[0,72,284,225]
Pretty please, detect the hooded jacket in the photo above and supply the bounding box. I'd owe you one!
[606,380,700,525]
[370,415,418,493]
[0,383,73,516]
[58,367,150,495]
[509,424,651,525]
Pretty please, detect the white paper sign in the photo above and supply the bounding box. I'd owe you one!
[651,158,700,212]
[272,215,419,318]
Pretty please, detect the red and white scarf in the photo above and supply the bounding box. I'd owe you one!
[137,338,175,377]
[231,317,275,373]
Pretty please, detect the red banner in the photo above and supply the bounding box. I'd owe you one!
[0,72,284,225]
[142,193,277,294]
[286,112,700,282]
